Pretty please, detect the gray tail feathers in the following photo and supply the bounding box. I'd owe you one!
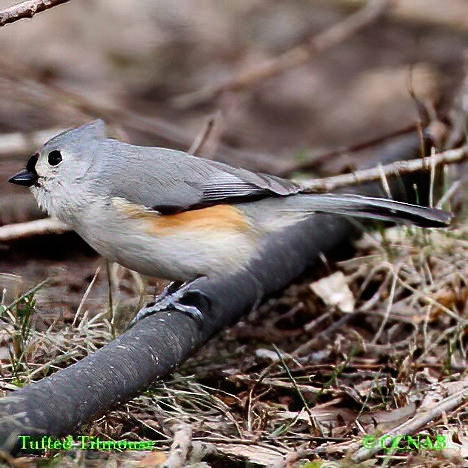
[287,194,452,228]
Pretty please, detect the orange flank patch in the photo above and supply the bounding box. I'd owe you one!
[112,198,250,235]
[150,205,250,234]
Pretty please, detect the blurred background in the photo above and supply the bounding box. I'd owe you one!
[1,0,468,313]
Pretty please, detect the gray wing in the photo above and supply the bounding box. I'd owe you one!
[106,142,301,214]
[193,161,300,203]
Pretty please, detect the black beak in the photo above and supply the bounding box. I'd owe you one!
[9,169,38,186]
[9,154,39,187]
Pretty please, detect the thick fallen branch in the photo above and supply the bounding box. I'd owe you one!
[0,0,70,27]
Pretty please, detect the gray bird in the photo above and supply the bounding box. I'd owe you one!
[9,120,452,323]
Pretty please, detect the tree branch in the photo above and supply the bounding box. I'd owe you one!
[0,218,70,242]
[301,145,468,193]
[0,0,70,27]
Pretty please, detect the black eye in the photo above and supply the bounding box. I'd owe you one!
[48,150,63,166]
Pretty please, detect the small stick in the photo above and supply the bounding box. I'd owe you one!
[436,180,461,209]
[188,111,222,157]
[300,145,468,193]
[278,124,418,176]
[0,0,70,27]
[0,217,70,242]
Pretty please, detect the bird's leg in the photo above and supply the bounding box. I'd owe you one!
[156,281,184,299]
[127,279,208,329]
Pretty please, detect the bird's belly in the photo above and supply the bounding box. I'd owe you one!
[77,220,257,282]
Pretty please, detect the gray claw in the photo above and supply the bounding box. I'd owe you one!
[126,280,205,330]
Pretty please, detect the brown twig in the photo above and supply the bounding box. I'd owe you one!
[278,124,418,177]
[188,111,222,157]
[0,0,70,27]
[172,0,391,109]
[300,145,468,193]
[0,217,70,242]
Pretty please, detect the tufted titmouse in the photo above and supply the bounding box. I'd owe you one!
[9,120,451,323]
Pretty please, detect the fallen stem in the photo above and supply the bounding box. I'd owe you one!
[300,145,468,193]
[0,0,70,27]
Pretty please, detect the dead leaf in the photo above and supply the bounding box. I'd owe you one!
[310,272,355,313]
